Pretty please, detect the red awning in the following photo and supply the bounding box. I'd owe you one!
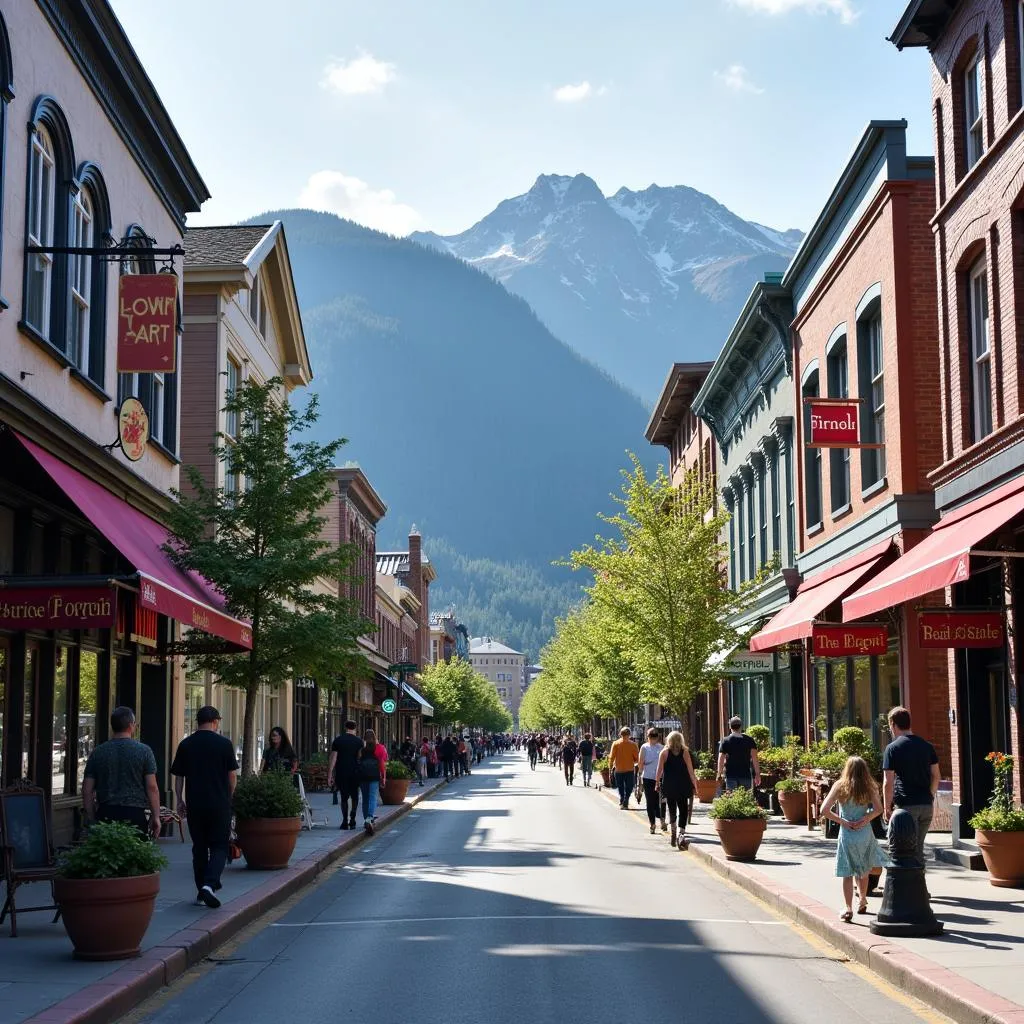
[15,434,252,650]
[749,540,894,652]
[843,475,1024,623]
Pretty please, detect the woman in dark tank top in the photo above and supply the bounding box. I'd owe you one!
[656,730,699,850]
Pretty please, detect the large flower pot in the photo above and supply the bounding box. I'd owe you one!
[381,778,411,805]
[714,818,767,861]
[55,872,160,961]
[600,769,612,788]
[975,829,1024,887]
[235,816,301,869]
[696,779,719,804]
[778,789,807,825]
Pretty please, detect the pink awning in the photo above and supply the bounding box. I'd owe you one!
[843,475,1024,623]
[749,540,894,652]
[15,434,252,650]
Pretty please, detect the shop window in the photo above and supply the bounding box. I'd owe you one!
[0,505,12,573]
[830,658,849,735]
[53,646,71,795]
[968,258,993,441]
[802,369,822,529]
[965,49,985,170]
[826,334,851,511]
[857,296,886,488]
[0,640,6,783]
[852,656,872,733]
[78,649,98,791]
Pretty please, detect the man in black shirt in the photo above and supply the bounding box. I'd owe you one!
[882,706,940,868]
[171,706,238,909]
[439,735,456,780]
[562,734,579,786]
[328,720,364,829]
[717,717,761,791]
[578,733,595,786]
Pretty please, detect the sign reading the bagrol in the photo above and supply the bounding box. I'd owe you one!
[0,587,116,630]
[811,624,888,658]
[918,611,1004,648]
[117,273,178,373]
[807,399,860,448]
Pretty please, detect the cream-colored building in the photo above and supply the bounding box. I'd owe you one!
[469,637,525,727]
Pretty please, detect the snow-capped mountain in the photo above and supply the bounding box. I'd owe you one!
[412,173,802,400]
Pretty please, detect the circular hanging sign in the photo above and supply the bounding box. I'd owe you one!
[118,398,150,462]
[381,698,397,715]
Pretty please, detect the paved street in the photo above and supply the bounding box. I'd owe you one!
[130,755,940,1024]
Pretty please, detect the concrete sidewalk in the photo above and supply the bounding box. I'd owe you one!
[0,774,454,1024]
[595,777,1024,1024]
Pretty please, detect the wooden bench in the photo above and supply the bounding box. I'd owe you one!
[0,780,61,937]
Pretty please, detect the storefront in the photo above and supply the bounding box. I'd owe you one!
[719,651,798,744]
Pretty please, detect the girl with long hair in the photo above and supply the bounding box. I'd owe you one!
[820,755,891,921]
[656,730,699,849]
[358,729,388,835]
[260,726,297,776]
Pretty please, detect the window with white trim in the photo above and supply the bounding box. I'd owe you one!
[965,51,984,170]
[26,126,55,337]
[803,371,823,528]
[827,338,851,511]
[249,271,267,337]
[969,259,992,440]
[69,188,93,371]
[867,313,886,480]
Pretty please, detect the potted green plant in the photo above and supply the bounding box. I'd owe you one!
[381,760,414,805]
[708,787,769,861]
[775,777,807,825]
[233,770,303,869]
[55,820,167,961]
[694,751,719,804]
[301,751,330,792]
[970,751,1024,887]
[747,724,771,751]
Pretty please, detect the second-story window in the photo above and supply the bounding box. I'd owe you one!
[736,490,746,584]
[770,447,780,558]
[746,482,755,580]
[26,126,56,338]
[827,337,851,511]
[803,371,823,529]
[757,466,767,567]
[965,50,984,170]
[969,259,993,441]
[249,271,267,337]
[858,308,886,487]
[68,189,92,369]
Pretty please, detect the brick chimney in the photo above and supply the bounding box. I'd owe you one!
[408,526,424,667]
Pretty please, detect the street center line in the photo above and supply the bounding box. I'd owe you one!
[271,914,785,927]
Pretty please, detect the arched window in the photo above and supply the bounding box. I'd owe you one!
[25,125,55,335]
[68,187,92,369]
[802,366,822,529]
[74,163,112,389]
[968,255,993,441]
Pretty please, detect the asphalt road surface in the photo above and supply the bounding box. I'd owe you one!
[132,753,942,1024]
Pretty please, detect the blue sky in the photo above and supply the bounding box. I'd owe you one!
[110,0,932,236]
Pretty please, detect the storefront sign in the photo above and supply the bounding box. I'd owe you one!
[811,624,888,658]
[0,586,116,630]
[118,398,149,462]
[117,273,178,373]
[381,698,397,714]
[807,399,860,448]
[721,651,774,675]
[918,611,1004,649]
[399,697,421,712]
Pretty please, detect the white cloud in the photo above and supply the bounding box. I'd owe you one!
[321,53,396,96]
[715,64,765,95]
[298,171,422,235]
[726,0,857,24]
[553,81,608,103]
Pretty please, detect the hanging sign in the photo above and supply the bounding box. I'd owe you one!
[381,698,397,714]
[918,611,1004,648]
[807,398,861,448]
[0,586,116,630]
[721,652,774,675]
[118,398,149,462]
[812,623,888,658]
[117,273,178,373]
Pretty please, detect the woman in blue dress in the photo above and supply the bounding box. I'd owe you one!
[820,755,891,921]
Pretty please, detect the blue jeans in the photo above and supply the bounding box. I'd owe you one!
[615,770,635,805]
[725,775,752,791]
[359,780,379,821]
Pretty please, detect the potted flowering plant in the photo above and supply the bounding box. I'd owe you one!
[708,787,769,861]
[381,760,414,805]
[970,751,1024,887]
[694,751,719,804]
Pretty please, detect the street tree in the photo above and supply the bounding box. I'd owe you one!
[164,377,372,775]
[419,657,512,732]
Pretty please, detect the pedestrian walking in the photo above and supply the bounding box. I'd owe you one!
[609,727,640,809]
[328,720,363,829]
[639,728,666,834]
[882,706,940,868]
[358,729,388,835]
[527,734,539,770]
[821,755,891,921]
[656,730,698,849]
[260,727,298,779]
[717,717,762,791]
[440,734,456,779]
[578,733,595,786]
[417,739,429,786]
[170,706,238,909]
[562,733,578,786]
[81,706,161,839]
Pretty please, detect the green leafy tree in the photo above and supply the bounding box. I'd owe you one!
[164,377,372,776]
[419,658,512,732]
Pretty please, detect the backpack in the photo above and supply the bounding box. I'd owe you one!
[359,749,381,781]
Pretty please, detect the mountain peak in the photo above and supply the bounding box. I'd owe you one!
[530,172,603,202]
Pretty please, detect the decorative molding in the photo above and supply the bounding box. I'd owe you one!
[755,296,792,376]
[759,434,778,460]
[772,416,794,453]
[748,450,766,478]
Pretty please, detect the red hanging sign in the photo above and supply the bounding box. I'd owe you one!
[0,586,116,630]
[117,274,178,373]
[807,398,860,448]
[918,611,1004,648]
[812,624,888,658]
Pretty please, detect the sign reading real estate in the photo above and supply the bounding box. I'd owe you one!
[117,273,178,373]
[0,586,116,630]
[807,399,860,448]
[918,611,1004,649]
[811,624,888,658]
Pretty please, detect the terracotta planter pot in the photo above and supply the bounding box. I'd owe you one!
[599,768,612,788]
[696,779,719,804]
[55,872,160,961]
[381,777,411,805]
[235,816,301,869]
[714,817,767,861]
[975,829,1024,887]
[778,789,807,825]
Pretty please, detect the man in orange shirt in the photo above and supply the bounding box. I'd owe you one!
[609,727,640,809]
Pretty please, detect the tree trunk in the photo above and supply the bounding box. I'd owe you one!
[242,681,259,777]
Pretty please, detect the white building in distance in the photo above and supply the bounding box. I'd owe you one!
[470,637,525,728]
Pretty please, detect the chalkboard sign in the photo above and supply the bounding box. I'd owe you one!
[1,791,49,870]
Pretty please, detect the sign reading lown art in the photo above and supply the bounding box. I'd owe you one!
[811,624,888,658]
[0,586,116,630]
[807,399,861,448]
[117,273,178,373]
[918,611,1004,649]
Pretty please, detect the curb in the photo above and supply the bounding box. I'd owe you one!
[26,777,450,1024]
[593,782,1024,1024]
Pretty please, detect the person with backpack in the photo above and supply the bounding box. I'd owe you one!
[578,733,595,787]
[656,730,698,849]
[562,733,579,786]
[717,717,762,791]
[358,729,388,835]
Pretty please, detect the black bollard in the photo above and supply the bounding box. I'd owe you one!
[870,808,943,936]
